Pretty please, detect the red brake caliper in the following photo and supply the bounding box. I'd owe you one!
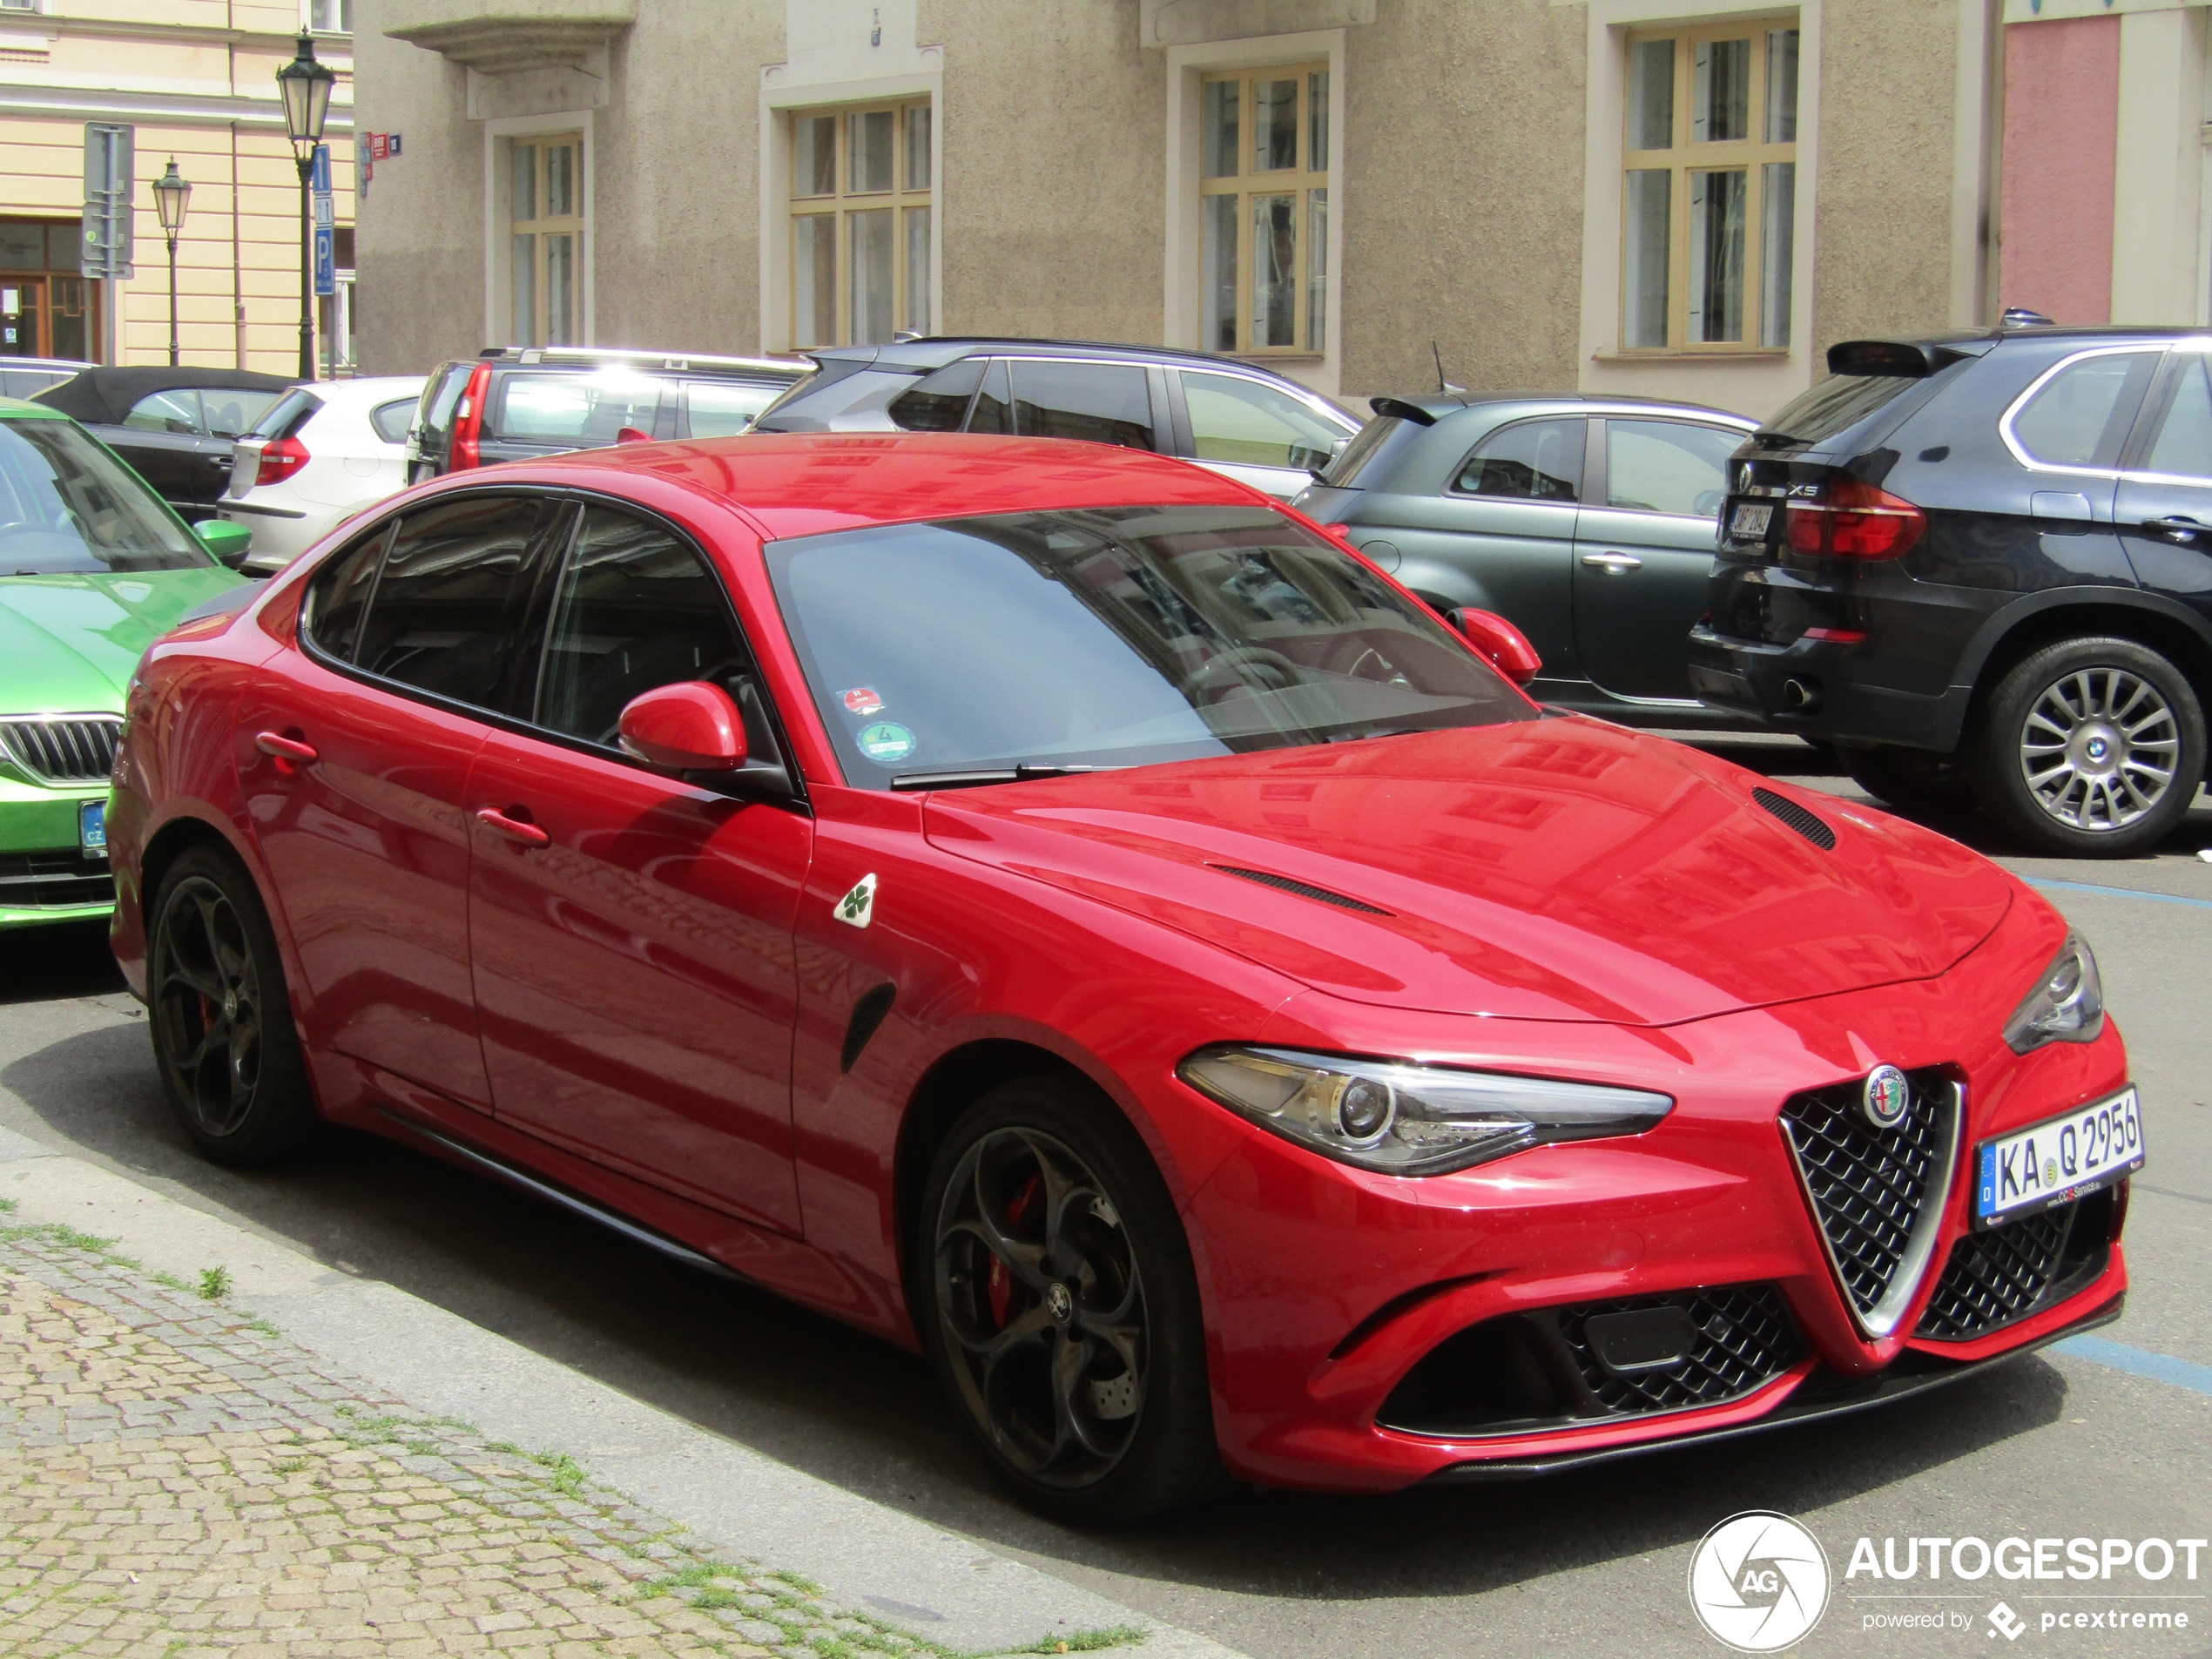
[987,1172,1042,1328]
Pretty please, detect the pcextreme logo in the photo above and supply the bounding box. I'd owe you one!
[1689,1510,1832,1652]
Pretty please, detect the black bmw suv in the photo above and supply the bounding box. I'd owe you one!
[1689,326,2212,856]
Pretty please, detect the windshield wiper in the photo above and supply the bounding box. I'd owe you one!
[889,763,1097,792]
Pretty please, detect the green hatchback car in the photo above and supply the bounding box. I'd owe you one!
[0,395,249,929]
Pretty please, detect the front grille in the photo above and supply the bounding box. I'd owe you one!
[0,849,114,910]
[1,715,123,785]
[1916,1187,2117,1342]
[1377,1283,1805,1438]
[1780,1067,1959,1334]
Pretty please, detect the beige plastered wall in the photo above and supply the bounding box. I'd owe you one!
[1339,0,1589,402]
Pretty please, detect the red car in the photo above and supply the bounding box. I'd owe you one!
[108,434,2139,1521]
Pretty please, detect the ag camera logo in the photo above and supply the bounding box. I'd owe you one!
[1689,1510,1831,1651]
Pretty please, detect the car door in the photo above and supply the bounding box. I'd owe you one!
[1570,417,1743,701]
[1173,368,1353,500]
[1386,415,1586,674]
[236,492,570,1106]
[464,502,812,1235]
[111,390,220,508]
[2114,347,2212,633]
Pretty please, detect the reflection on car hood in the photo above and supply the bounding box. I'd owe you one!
[922,718,2014,1027]
[0,568,245,713]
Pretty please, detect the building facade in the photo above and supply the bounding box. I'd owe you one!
[0,0,356,375]
[353,0,2212,420]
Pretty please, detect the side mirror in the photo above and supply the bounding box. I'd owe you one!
[194,518,253,570]
[1450,607,1542,687]
[617,681,748,771]
[615,425,652,444]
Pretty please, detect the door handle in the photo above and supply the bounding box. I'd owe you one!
[475,806,550,848]
[2147,515,2207,543]
[1580,551,1644,572]
[254,731,317,765]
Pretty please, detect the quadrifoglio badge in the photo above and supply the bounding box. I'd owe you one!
[1689,1513,2208,1648]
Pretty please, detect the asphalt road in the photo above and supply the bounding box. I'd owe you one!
[3,738,2207,1659]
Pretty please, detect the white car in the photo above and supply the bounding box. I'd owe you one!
[217,374,427,573]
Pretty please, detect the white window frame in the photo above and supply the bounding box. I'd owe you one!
[302,0,352,34]
[1163,28,1345,399]
[1574,0,1823,414]
[483,111,595,349]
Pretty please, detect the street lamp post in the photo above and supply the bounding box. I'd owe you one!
[275,34,334,381]
[153,158,192,368]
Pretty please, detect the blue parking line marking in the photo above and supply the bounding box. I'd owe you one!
[2025,876,2212,911]
[2053,1334,2212,1397]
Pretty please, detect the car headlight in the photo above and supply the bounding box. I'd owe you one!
[1177,1046,1674,1176]
[2002,932,2105,1054]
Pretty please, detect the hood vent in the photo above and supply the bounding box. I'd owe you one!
[1212,864,1393,916]
[1752,787,1837,851]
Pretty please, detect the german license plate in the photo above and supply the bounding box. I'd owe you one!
[1729,501,1774,537]
[1973,1087,2142,1230]
[78,798,106,856]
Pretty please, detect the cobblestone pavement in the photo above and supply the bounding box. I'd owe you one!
[0,1219,1107,1659]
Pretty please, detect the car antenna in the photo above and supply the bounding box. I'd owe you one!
[1431,341,1466,397]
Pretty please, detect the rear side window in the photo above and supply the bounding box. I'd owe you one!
[368,399,415,445]
[1318,415,1404,486]
[889,358,985,431]
[354,496,568,707]
[1454,418,1583,502]
[2011,351,2160,469]
[495,372,665,444]
[203,389,281,439]
[252,388,321,442]
[1010,361,1154,448]
[968,359,1013,435]
[2145,355,2212,480]
[1763,372,1922,447]
[301,524,392,663]
[684,380,780,438]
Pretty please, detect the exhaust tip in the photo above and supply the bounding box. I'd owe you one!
[1782,678,1819,711]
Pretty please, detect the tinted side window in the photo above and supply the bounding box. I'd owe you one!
[354,496,564,706]
[1605,420,1739,516]
[416,362,471,447]
[1011,361,1154,448]
[2144,354,2212,481]
[1454,418,1584,502]
[535,507,752,747]
[888,358,985,432]
[369,398,415,445]
[301,523,393,664]
[968,358,1012,435]
[2012,351,2160,469]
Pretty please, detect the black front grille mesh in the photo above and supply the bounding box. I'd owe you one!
[1916,1190,2114,1341]
[1753,786,1838,850]
[1558,1286,1804,1414]
[1781,1069,1952,1317]
[0,850,114,910]
[1,716,122,785]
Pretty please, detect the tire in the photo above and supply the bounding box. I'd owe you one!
[916,1075,1224,1523]
[1966,637,2207,857]
[147,842,319,1164]
[1838,744,1975,818]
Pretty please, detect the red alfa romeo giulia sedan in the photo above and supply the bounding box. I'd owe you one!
[107,433,2140,1521]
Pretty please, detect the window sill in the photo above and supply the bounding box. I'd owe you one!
[1226,353,1326,365]
[1591,349,1793,363]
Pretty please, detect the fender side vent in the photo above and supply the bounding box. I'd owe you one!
[1753,786,1838,851]
[1211,865,1393,915]
[840,982,898,1072]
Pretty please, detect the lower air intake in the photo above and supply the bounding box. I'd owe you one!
[1915,1187,2117,1342]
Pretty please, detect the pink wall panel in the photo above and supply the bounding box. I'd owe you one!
[2001,15,2121,325]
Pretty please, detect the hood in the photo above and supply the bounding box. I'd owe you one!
[0,568,245,714]
[922,719,2013,1028]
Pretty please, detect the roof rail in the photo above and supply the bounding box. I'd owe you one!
[475,345,806,374]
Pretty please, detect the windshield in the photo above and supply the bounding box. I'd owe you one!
[0,417,206,574]
[767,504,1534,787]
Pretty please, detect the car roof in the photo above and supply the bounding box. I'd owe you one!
[447,431,1267,540]
[32,365,299,424]
[807,335,1327,378]
[307,374,428,401]
[1370,391,1756,425]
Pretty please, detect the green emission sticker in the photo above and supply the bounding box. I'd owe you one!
[856,721,917,765]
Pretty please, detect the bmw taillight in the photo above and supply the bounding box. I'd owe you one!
[450,361,493,470]
[1784,476,1926,561]
[255,435,309,486]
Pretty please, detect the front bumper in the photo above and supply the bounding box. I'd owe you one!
[1687,624,1973,752]
[1178,892,2134,1492]
[0,783,115,927]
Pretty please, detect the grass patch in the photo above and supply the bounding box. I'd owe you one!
[273,1457,309,1474]
[243,1316,280,1339]
[152,1271,193,1293]
[529,1449,588,1497]
[0,1219,138,1269]
[197,1265,233,1300]
[1015,1629,1148,1655]
[770,1568,824,1595]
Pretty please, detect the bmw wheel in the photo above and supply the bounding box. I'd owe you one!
[1969,637,2206,857]
[149,843,318,1164]
[917,1076,1223,1522]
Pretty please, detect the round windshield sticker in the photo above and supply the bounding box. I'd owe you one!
[842,686,886,716]
[856,722,917,765]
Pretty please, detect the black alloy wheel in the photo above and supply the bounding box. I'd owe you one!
[919,1076,1223,1522]
[149,844,317,1163]
[1969,637,2207,857]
